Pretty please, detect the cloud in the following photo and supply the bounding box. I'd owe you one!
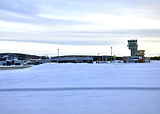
[0,29,160,47]
[0,0,160,55]
[0,0,39,14]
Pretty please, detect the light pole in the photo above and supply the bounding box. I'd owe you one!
[57,49,59,63]
[111,47,112,63]
[46,54,48,59]
[98,53,100,63]
[57,49,59,57]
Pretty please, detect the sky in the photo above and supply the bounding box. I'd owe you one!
[0,0,160,56]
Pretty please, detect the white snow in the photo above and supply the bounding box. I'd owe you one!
[0,61,160,114]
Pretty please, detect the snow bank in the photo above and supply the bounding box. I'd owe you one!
[0,62,160,114]
[0,62,160,88]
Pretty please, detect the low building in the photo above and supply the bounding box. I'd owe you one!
[0,61,7,66]
[136,50,145,63]
[51,56,93,63]
[0,59,26,66]
[14,59,26,65]
[123,56,139,63]
[0,54,27,66]
[27,59,52,65]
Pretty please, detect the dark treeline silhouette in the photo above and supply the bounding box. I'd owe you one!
[1,53,159,61]
[150,56,160,60]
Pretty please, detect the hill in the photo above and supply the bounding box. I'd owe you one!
[0,53,40,60]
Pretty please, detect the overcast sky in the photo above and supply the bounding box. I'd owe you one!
[0,0,160,56]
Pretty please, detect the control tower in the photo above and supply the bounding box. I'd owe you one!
[127,40,138,56]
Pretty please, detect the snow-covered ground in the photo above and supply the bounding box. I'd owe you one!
[0,61,160,114]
